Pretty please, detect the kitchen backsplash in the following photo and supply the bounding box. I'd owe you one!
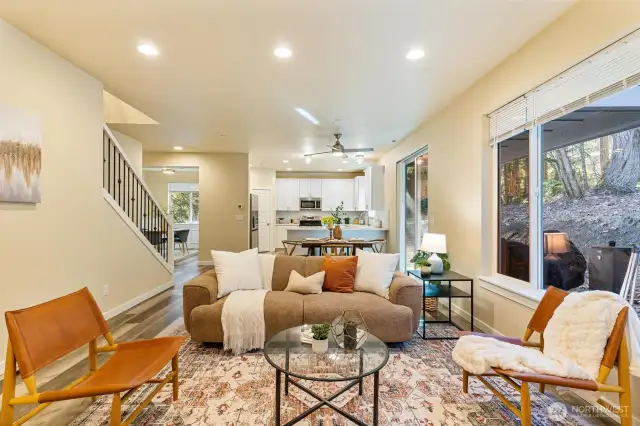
[276,211,367,224]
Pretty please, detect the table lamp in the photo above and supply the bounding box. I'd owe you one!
[421,233,447,274]
[543,232,569,259]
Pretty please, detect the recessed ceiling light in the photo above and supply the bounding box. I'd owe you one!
[137,43,159,57]
[286,167,292,171]
[274,46,292,58]
[406,48,425,61]
[304,157,312,164]
[162,168,175,175]
[390,139,397,144]
[337,169,343,172]
[173,146,183,151]
[342,160,348,164]
[294,108,320,125]
[282,159,289,163]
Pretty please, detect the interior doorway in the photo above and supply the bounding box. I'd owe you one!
[253,189,272,252]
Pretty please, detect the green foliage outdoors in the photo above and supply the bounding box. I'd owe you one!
[170,191,199,224]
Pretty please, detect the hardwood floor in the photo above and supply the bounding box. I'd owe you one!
[0,256,209,426]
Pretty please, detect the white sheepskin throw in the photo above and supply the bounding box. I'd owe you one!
[453,290,640,379]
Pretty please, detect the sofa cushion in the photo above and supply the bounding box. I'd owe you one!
[189,291,304,342]
[303,292,414,342]
[321,256,358,293]
[272,256,307,291]
[284,270,325,294]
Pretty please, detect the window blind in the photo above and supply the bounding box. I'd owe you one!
[489,28,640,145]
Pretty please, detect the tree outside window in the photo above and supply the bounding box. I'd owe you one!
[170,191,199,223]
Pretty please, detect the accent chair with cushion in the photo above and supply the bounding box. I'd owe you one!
[183,256,422,343]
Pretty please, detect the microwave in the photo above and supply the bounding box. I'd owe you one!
[300,198,321,210]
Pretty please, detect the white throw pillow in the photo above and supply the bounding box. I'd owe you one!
[259,253,277,290]
[211,248,263,298]
[284,270,325,295]
[354,250,399,298]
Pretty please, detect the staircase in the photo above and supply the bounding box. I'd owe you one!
[102,125,173,271]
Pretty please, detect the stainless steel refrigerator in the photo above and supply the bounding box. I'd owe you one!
[250,194,259,250]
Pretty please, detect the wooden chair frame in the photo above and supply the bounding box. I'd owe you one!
[1,289,184,426]
[460,287,633,426]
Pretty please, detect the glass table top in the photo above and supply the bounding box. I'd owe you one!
[264,326,389,382]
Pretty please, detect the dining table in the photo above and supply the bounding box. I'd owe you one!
[300,238,377,256]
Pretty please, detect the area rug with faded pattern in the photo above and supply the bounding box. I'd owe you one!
[70,327,598,426]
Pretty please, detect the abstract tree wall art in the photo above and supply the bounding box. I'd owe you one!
[0,105,42,203]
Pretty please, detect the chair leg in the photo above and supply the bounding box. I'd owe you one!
[110,393,122,426]
[1,342,16,426]
[89,340,98,403]
[185,243,189,254]
[538,383,545,394]
[171,355,180,401]
[520,381,531,426]
[618,337,632,426]
[462,370,469,394]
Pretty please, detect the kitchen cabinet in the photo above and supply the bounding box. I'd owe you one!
[354,176,367,211]
[321,179,355,211]
[276,179,300,211]
[299,179,322,198]
[364,165,385,211]
[275,225,290,250]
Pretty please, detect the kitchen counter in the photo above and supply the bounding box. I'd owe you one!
[276,224,388,231]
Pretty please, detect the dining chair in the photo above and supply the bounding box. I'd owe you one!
[174,229,190,255]
[282,240,303,256]
[321,243,353,256]
[369,239,386,253]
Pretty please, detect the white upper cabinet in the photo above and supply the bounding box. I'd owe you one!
[276,179,300,211]
[364,165,385,211]
[310,180,322,198]
[354,176,367,211]
[298,179,323,198]
[322,179,355,212]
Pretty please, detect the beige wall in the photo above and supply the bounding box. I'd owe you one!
[143,170,199,212]
[112,129,143,176]
[380,0,640,419]
[144,152,250,261]
[0,19,171,363]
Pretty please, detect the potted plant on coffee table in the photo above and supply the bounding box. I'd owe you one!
[311,323,331,353]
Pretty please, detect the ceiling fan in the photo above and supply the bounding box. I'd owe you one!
[304,133,374,158]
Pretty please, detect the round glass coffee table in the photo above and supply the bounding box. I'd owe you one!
[264,326,389,426]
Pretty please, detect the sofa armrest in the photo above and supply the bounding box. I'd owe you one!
[389,272,422,334]
[183,270,218,333]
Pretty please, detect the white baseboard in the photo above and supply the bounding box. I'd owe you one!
[0,280,174,379]
[103,280,174,320]
[442,300,499,335]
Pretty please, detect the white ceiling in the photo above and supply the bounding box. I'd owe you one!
[0,0,575,171]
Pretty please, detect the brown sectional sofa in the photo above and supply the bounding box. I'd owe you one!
[183,255,422,343]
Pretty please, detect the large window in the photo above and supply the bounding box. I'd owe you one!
[497,85,640,290]
[169,190,199,224]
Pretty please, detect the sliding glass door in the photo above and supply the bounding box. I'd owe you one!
[398,148,428,270]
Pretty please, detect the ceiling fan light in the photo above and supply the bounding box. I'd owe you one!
[332,151,343,157]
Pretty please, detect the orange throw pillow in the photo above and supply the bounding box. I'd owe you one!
[322,256,358,293]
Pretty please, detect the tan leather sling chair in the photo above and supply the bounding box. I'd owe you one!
[0,287,185,426]
[459,286,633,426]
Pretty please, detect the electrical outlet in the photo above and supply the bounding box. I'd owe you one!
[103,284,109,296]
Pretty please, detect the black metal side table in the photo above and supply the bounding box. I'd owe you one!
[406,269,474,340]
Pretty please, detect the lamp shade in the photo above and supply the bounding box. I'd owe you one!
[544,232,569,254]
[420,232,447,253]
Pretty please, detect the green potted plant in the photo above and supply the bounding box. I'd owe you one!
[311,323,331,353]
[410,251,432,277]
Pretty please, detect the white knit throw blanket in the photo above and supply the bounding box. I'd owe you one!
[453,291,640,380]
[221,289,268,355]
